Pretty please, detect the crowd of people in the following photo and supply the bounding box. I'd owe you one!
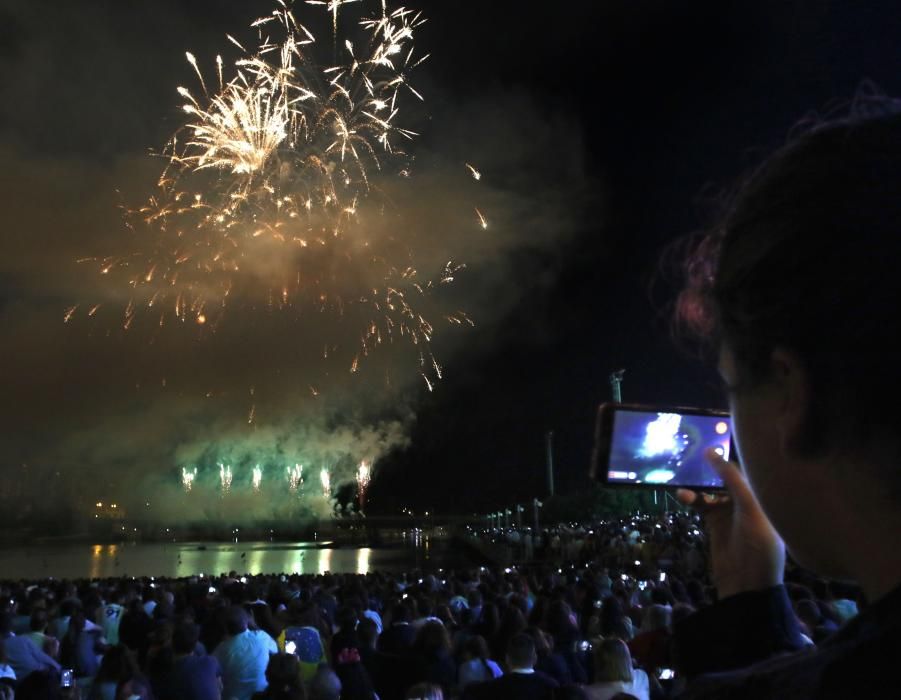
[0,508,866,700]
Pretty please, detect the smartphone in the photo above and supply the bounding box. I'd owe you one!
[285,640,297,655]
[659,669,675,680]
[61,668,74,688]
[578,640,592,652]
[591,403,732,490]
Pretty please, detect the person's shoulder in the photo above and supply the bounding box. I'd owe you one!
[532,669,561,687]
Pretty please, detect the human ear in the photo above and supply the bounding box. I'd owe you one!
[770,348,813,455]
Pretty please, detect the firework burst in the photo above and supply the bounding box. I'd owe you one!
[77,0,476,390]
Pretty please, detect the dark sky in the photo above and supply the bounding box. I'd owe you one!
[1,0,900,522]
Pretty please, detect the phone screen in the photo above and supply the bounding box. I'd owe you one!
[61,669,74,687]
[285,640,297,655]
[598,405,731,489]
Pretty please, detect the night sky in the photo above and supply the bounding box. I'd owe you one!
[1,1,899,522]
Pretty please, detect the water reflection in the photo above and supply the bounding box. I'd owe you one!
[357,547,371,574]
[319,547,332,575]
[248,548,263,576]
[0,537,461,580]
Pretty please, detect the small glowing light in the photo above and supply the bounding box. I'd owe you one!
[715,421,729,435]
[196,314,206,325]
[635,560,641,566]
[96,502,103,508]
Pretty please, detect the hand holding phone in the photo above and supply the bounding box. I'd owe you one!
[60,669,74,688]
[675,449,785,598]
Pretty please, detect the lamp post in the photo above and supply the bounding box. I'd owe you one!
[609,369,625,403]
[533,498,543,533]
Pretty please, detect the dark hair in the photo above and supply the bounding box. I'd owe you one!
[357,617,378,648]
[15,671,61,700]
[677,96,901,458]
[463,635,493,677]
[413,620,450,658]
[506,633,536,669]
[405,683,443,700]
[172,620,200,655]
[29,608,48,632]
[225,605,249,636]
[95,644,139,684]
[264,653,306,699]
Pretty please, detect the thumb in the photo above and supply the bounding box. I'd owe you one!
[705,447,755,508]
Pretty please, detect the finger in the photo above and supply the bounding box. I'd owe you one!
[675,488,697,506]
[705,447,755,509]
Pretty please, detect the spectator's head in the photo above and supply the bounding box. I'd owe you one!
[224,605,249,636]
[309,665,342,700]
[336,605,359,633]
[505,633,537,671]
[389,602,412,625]
[16,671,61,700]
[523,626,551,658]
[335,660,375,700]
[599,597,632,641]
[405,683,443,700]
[414,620,450,658]
[676,101,901,578]
[357,617,378,649]
[463,634,491,662]
[265,653,305,697]
[172,620,200,655]
[592,639,633,683]
[95,644,139,684]
[641,604,672,633]
[29,608,48,633]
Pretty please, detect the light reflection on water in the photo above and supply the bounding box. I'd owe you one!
[0,539,441,580]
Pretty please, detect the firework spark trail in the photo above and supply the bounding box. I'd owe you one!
[219,463,233,493]
[75,0,477,390]
[356,459,370,510]
[181,467,197,492]
[287,463,303,491]
[320,467,331,498]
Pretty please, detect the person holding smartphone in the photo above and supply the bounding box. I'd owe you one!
[666,95,901,697]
